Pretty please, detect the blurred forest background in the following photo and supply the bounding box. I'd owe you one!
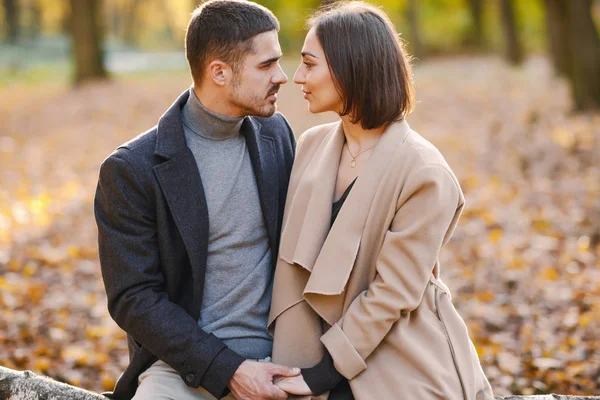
[1,0,599,397]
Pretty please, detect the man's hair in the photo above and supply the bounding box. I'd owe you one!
[186,0,280,83]
[308,1,414,130]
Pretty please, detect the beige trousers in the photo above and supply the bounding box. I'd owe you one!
[133,357,271,400]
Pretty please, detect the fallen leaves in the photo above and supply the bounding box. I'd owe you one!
[0,56,598,395]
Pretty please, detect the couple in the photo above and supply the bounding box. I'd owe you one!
[94,1,493,399]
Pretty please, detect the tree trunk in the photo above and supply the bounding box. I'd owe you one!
[465,0,485,49]
[69,0,108,84]
[28,0,42,39]
[499,0,523,65]
[3,0,19,43]
[565,0,600,110]
[157,0,177,45]
[544,0,570,77]
[407,0,425,59]
[123,0,143,46]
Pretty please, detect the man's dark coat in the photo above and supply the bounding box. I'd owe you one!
[94,90,296,399]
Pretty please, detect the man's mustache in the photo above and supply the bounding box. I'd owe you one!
[267,85,280,96]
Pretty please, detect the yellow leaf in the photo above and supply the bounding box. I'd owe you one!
[552,127,576,148]
[86,325,111,339]
[102,373,116,391]
[35,357,50,372]
[476,291,495,303]
[22,261,38,277]
[577,236,590,254]
[579,312,593,328]
[541,267,559,281]
[488,229,503,244]
[67,245,81,258]
[62,346,89,366]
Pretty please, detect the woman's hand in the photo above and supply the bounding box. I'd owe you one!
[274,374,313,396]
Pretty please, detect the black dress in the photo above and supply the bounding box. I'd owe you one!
[300,178,357,400]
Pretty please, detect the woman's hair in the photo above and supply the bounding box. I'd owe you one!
[308,1,415,129]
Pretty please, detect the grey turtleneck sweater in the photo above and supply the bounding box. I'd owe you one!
[181,87,273,359]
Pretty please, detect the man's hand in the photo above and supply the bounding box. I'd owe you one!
[274,375,312,396]
[228,361,300,400]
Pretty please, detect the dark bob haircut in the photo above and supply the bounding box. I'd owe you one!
[186,0,279,83]
[308,2,414,129]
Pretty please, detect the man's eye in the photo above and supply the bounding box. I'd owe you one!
[262,63,272,69]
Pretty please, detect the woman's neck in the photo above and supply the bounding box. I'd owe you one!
[340,115,386,151]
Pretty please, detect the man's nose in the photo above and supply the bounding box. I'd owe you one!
[273,64,288,85]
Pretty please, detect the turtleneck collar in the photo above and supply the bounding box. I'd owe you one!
[182,87,244,141]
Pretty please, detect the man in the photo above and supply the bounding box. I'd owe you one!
[94,1,297,399]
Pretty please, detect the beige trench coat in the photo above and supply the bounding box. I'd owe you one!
[268,120,493,400]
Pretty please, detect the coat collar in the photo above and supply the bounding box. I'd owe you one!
[240,117,279,258]
[154,90,190,159]
[276,119,411,325]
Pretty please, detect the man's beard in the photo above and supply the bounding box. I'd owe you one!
[230,82,280,118]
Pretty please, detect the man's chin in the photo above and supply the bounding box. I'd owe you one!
[250,103,277,118]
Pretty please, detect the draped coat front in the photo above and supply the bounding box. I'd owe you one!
[268,119,493,400]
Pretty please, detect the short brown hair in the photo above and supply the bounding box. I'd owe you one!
[186,0,279,83]
[308,2,414,129]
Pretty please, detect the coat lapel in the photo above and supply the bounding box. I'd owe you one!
[152,90,208,318]
[278,122,344,271]
[242,117,279,258]
[278,119,411,326]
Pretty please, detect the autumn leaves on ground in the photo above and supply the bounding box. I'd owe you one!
[0,56,599,396]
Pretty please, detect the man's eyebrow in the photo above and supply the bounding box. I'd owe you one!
[301,51,319,59]
[259,55,282,65]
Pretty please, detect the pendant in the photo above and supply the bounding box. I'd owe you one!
[351,159,356,168]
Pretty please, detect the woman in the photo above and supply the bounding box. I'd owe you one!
[268,2,494,400]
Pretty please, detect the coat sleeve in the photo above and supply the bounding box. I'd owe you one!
[94,152,244,399]
[320,164,463,380]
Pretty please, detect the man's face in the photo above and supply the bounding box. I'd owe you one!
[228,30,288,117]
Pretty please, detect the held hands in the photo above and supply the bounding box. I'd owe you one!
[228,361,300,400]
[274,374,312,396]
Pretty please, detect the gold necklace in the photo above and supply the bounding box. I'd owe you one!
[345,142,377,168]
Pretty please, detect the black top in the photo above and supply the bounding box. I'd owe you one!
[300,178,357,399]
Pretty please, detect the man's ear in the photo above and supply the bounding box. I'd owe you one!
[207,60,232,86]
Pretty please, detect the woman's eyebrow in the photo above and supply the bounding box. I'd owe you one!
[301,51,319,59]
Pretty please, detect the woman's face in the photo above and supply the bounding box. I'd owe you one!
[293,28,343,114]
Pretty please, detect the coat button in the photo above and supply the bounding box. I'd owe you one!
[185,373,195,383]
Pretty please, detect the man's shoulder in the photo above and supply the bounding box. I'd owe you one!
[103,126,158,171]
[116,126,158,154]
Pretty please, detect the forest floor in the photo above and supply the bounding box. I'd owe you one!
[0,55,598,396]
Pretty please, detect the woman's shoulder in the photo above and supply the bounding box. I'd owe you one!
[297,121,339,149]
[400,126,451,171]
[392,124,462,192]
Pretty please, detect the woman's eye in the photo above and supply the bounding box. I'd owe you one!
[303,62,313,68]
